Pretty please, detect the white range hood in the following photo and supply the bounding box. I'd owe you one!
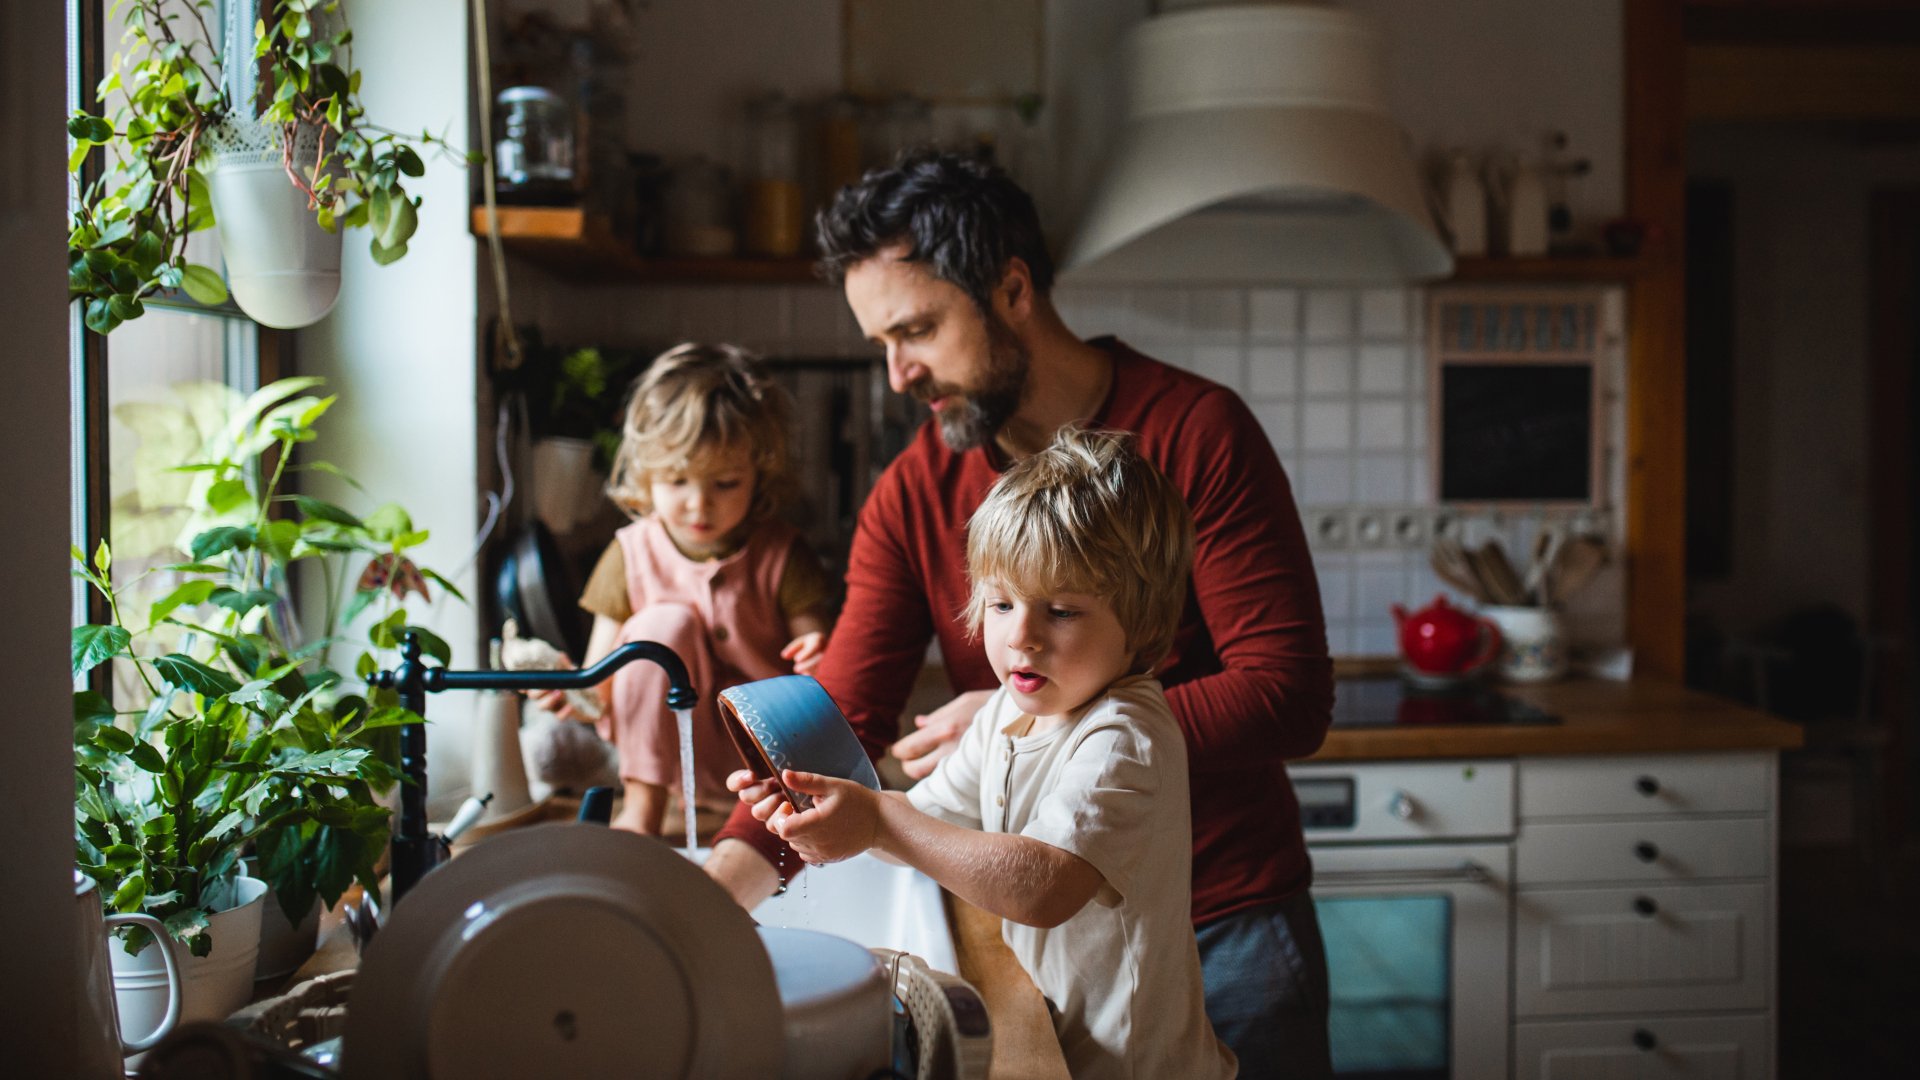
[1062,2,1452,286]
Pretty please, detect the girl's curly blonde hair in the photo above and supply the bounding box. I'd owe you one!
[605,343,792,524]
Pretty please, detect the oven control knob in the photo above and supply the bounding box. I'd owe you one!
[1387,791,1417,821]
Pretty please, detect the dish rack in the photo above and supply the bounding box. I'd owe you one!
[874,948,994,1080]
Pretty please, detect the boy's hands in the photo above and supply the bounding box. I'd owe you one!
[780,631,827,676]
[767,769,881,865]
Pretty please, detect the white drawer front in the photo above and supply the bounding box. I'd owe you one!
[1519,753,1772,820]
[1516,1014,1770,1080]
[1516,818,1770,886]
[1287,760,1514,842]
[1515,883,1769,1016]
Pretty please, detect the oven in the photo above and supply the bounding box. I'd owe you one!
[1289,760,1515,1080]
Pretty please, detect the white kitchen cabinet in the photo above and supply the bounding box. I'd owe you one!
[1512,752,1777,1078]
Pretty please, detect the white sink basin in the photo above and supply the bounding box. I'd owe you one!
[687,848,958,976]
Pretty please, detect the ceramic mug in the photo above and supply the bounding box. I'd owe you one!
[718,676,881,812]
[75,870,182,1073]
[1480,605,1568,683]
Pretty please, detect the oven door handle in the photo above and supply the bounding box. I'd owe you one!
[1312,861,1493,888]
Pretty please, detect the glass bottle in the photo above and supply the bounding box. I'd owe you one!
[742,93,804,258]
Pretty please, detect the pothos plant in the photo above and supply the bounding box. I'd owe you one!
[68,0,462,335]
[73,377,462,955]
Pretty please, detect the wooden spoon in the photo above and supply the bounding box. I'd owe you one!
[1550,535,1609,601]
[1476,540,1529,606]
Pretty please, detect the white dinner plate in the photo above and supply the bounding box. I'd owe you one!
[343,824,783,1079]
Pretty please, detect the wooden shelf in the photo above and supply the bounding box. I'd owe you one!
[1449,255,1651,282]
[469,205,817,284]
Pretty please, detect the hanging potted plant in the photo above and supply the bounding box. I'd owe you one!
[67,0,460,331]
[74,377,460,1027]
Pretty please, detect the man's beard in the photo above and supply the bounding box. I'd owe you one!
[920,314,1030,452]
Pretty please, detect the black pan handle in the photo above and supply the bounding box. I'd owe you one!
[578,786,616,826]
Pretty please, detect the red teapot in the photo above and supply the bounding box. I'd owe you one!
[1390,595,1502,682]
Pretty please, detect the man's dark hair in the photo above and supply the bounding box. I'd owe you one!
[815,149,1055,310]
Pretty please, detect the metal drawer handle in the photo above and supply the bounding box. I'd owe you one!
[1635,775,1661,796]
[1315,862,1492,888]
[1633,896,1659,917]
[1634,841,1660,863]
[1633,1028,1658,1051]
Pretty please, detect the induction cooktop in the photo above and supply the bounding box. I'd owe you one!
[1331,674,1561,728]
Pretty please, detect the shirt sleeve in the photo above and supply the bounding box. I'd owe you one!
[777,539,835,622]
[578,540,631,621]
[1018,714,1165,905]
[1160,388,1335,766]
[904,690,998,830]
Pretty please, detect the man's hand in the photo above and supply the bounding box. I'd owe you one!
[890,689,994,779]
[780,631,828,676]
[769,770,881,865]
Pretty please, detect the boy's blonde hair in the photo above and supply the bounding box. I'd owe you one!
[965,426,1195,673]
[605,343,792,523]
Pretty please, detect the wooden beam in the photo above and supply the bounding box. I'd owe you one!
[1625,0,1690,680]
[1687,44,1920,120]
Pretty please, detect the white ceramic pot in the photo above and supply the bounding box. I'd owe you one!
[531,437,608,535]
[111,876,269,1041]
[253,885,320,982]
[1481,605,1568,683]
[203,129,343,329]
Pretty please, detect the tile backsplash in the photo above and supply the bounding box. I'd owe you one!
[511,268,1628,658]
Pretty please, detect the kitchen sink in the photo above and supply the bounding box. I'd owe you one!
[689,849,958,976]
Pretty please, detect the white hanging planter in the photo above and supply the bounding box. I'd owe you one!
[203,121,343,329]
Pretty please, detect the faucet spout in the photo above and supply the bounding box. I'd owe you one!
[372,630,699,902]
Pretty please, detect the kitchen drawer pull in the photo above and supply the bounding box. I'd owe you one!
[1632,1028,1658,1051]
[1635,775,1661,796]
[1315,862,1491,888]
[1633,841,1660,863]
[1633,896,1659,917]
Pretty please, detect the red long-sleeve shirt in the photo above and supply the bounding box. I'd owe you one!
[717,339,1334,923]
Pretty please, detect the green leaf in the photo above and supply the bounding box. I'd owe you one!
[189,525,253,560]
[83,298,121,336]
[107,294,144,323]
[408,626,452,665]
[74,689,117,728]
[151,653,239,697]
[419,568,467,604]
[92,539,111,576]
[291,495,362,528]
[208,587,279,617]
[230,679,288,716]
[395,145,425,178]
[368,236,407,266]
[92,725,136,753]
[355,706,418,732]
[72,625,130,678]
[147,580,217,628]
[363,504,413,542]
[127,742,166,773]
[205,478,252,514]
[179,263,227,305]
[101,845,141,871]
[111,874,147,912]
[257,519,300,562]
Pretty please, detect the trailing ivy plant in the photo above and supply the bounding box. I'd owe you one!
[68,0,461,335]
[73,377,463,954]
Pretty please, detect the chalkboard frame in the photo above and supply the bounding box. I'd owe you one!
[1426,288,1608,509]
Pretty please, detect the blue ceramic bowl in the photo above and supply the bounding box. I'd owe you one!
[718,676,881,811]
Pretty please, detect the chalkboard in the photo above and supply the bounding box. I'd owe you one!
[1438,363,1595,503]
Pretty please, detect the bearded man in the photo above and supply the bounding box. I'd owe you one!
[704,150,1336,1078]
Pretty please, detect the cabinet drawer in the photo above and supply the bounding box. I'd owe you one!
[1516,1014,1770,1080]
[1515,883,1769,1016]
[1519,753,1772,820]
[1516,818,1770,885]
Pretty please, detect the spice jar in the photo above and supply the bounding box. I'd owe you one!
[494,86,575,205]
[742,93,804,258]
[664,156,736,258]
[819,94,866,200]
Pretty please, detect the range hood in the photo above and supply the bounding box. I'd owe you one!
[1062,2,1452,285]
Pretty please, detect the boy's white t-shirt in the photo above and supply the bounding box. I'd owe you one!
[906,676,1237,1080]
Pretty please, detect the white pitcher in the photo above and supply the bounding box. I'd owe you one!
[75,870,182,1076]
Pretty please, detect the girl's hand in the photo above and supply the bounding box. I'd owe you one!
[727,768,786,823]
[769,769,879,865]
[780,631,828,676]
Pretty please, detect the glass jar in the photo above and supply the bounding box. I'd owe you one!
[818,94,866,200]
[494,86,575,205]
[741,93,805,258]
[664,156,736,258]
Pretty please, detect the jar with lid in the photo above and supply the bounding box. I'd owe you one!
[741,93,804,258]
[664,156,736,258]
[494,86,575,205]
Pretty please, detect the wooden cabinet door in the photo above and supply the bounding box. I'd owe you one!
[1514,883,1769,1016]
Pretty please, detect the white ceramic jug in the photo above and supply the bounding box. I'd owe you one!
[75,870,182,1076]
[1440,150,1487,257]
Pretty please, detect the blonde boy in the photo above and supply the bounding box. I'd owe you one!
[756,427,1237,1079]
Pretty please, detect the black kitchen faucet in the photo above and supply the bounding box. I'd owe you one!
[373,629,698,903]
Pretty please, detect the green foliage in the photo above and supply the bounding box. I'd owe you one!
[74,377,459,955]
[67,0,460,332]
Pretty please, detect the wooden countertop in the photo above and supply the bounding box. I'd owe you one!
[1310,676,1803,762]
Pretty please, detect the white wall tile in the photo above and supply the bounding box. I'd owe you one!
[1358,288,1411,337]
[1248,288,1300,340]
[1409,455,1432,505]
[1300,455,1354,504]
[1253,401,1298,455]
[1303,401,1354,451]
[1304,289,1356,340]
[1355,454,1410,504]
[1188,289,1246,341]
[1315,555,1354,622]
[1408,400,1428,450]
[1247,343,1299,398]
[1303,344,1354,396]
[1190,344,1246,390]
[1357,401,1409,450]
[1126,288,1190,343]
[1357,343,1409,395]
[1354,623,1400,657]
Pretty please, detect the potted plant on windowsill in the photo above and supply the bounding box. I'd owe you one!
[73,376,461,1027]
[67,0,464,331]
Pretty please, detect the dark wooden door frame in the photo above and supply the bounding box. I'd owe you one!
[1868,187,1917,846]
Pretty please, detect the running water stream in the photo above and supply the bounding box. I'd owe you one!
[674,707,698,854]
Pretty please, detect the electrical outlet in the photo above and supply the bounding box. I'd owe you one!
[1353,511,1388,548]
[1310,510,1351,549]
[1391,510,1427,548]
[1430,510,1460,542]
